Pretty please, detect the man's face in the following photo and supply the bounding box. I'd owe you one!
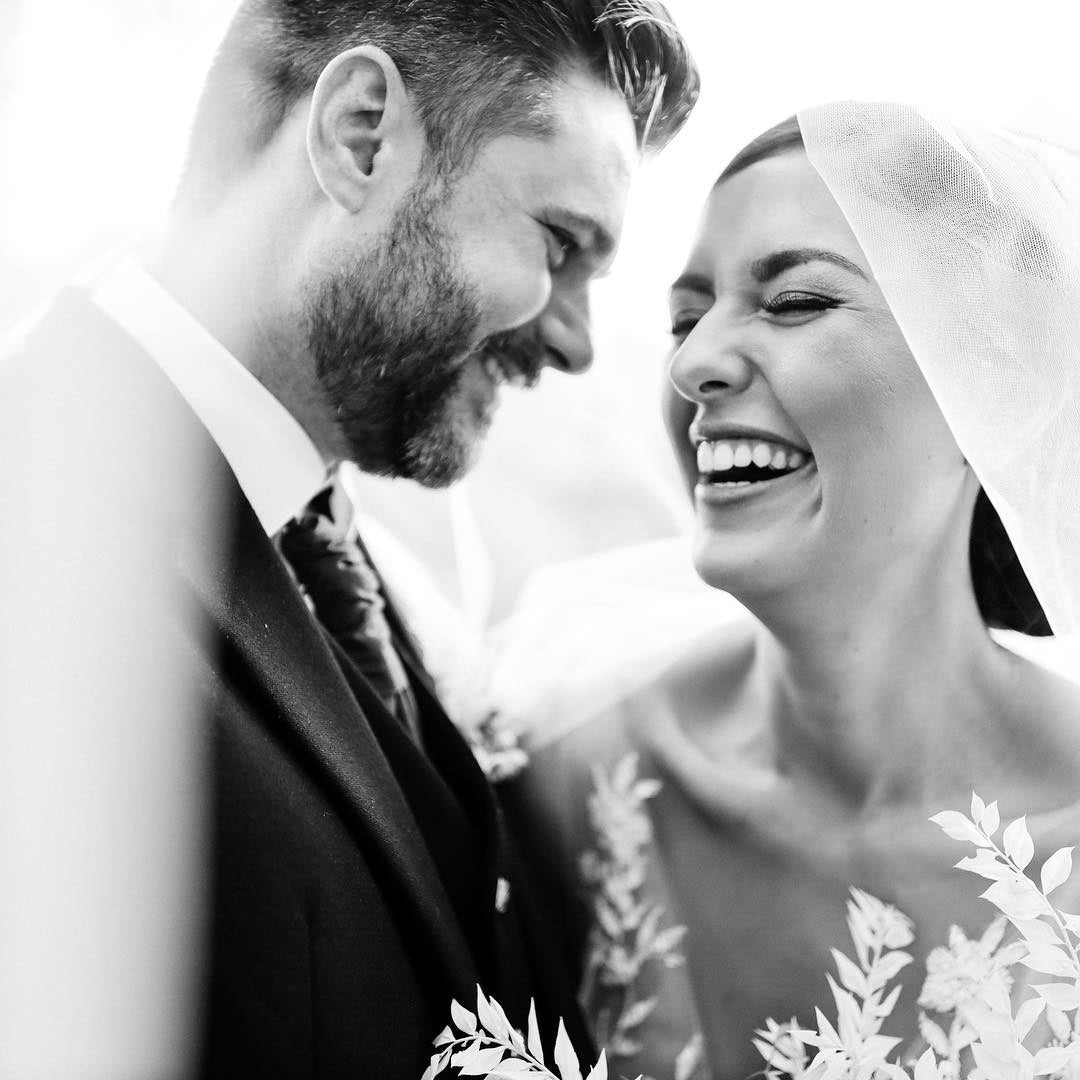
[306,69,638,487]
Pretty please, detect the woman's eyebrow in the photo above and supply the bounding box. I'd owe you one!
[750,248,868,282]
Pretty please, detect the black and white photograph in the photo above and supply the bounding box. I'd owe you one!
[2,1,1079,1077]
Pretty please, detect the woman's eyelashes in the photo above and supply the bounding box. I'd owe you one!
[761,290,840,317]
[668,291,840,340]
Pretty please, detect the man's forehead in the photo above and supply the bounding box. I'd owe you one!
[528,79,638,237]
[545,70,638,175]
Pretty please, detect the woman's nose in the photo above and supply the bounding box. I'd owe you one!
[668,311,755,402]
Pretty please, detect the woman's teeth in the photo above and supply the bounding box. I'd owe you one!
[696,438,809,478]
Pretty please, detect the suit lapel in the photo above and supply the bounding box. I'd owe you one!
[349,531,500,863]
[356,536,509,949]
[371,558,501,849]
[179,461,480,999]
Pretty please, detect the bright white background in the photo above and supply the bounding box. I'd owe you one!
[2,0,1077,621]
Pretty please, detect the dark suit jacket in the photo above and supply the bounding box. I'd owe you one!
[2,292,590,1078]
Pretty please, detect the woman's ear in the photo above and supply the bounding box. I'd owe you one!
[306,44,424,213]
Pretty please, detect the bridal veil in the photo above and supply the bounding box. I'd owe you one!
[799,101,1080,639]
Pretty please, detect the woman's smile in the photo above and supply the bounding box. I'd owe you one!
[695,454,818,509]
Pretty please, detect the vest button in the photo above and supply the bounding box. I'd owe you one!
[495,877,511,914]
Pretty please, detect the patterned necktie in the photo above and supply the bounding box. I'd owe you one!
[278,481,422,744]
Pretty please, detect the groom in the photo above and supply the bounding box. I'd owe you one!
[1,0,697,1075]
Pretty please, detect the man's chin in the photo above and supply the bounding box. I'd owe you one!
[398,429,484,489]
[343,377,497,487]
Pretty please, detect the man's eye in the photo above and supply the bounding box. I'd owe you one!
[669,316,702,340]
[546,226,579,268]
[762,291,838,316]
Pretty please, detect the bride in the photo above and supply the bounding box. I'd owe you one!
[505,103,1080,1079]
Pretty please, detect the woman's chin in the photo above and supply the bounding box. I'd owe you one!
[691,542,761,598]
[690,532,807,607]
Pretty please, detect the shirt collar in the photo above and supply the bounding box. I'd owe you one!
[92,258,328,535]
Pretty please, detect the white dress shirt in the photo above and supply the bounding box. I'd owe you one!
[93,259,328,535]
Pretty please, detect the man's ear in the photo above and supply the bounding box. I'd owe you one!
[306,45,423,213]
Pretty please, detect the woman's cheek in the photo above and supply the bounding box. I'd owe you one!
[661,378,697,495]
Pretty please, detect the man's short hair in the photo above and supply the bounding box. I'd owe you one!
[177,0,700,210]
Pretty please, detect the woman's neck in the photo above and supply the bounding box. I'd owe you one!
[745,563,1017,812]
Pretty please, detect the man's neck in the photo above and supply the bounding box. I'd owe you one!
[148,211,346,468]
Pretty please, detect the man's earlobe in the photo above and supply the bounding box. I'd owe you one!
[306,45,419,213]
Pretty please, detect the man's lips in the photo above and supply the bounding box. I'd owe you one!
[474,329,547,389]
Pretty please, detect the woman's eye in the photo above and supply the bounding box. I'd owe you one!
[762,291,838,316]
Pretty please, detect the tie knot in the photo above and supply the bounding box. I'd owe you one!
[300,478,355,537]
[276,480,421,742]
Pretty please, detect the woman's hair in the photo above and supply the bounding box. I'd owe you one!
[716,115,1052,636]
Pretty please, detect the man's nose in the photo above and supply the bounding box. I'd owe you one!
[535,285,593,374]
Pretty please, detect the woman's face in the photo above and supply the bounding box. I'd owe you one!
[667,149,974,601]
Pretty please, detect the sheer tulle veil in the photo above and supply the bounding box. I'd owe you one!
[798,101,1080,642]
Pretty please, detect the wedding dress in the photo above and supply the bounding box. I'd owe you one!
[496,535,1080,1080]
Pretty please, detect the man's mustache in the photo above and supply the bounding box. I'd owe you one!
[475,326,548,388]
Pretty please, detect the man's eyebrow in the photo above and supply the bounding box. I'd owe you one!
[750,248,868,282]
[544,207,617,260]
[669,271,714,297]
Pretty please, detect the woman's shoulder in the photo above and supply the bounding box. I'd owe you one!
[1005,640,1080,763]
[986,639,1080,829]
[645,613,758,718]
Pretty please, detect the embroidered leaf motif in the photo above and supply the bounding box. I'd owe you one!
[1033,1043,1080,1075]
[618,997,657,1031]
[1041,846,1075,897]
[455,1044,507,1074]
[527,1001,544,1061]
[451,1000,477,1035]
[674,1034,705,1080]
[930,811,993,848]
[1022,943,1076,978]
[432,989,611,1080]
[1014,996,1047,1040]
[831,949,870,997]
[583,1050,609,1080]
[980,800,1001,837]
[477,986,512,1041]
[955,850,1013,882]
[1047,1004,1073,1043]
[553,1020,582,1080]
[981,878,1051,921]
[576,753,704,1076]
[918,1013,951,1057]
[1003,816,1035,870]
[421,1047,452,1080]
[1034,982,1080,1011]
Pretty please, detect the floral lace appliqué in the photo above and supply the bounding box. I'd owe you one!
[579,753,707,1080]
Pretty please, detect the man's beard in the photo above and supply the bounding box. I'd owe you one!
[305,182,548,488]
